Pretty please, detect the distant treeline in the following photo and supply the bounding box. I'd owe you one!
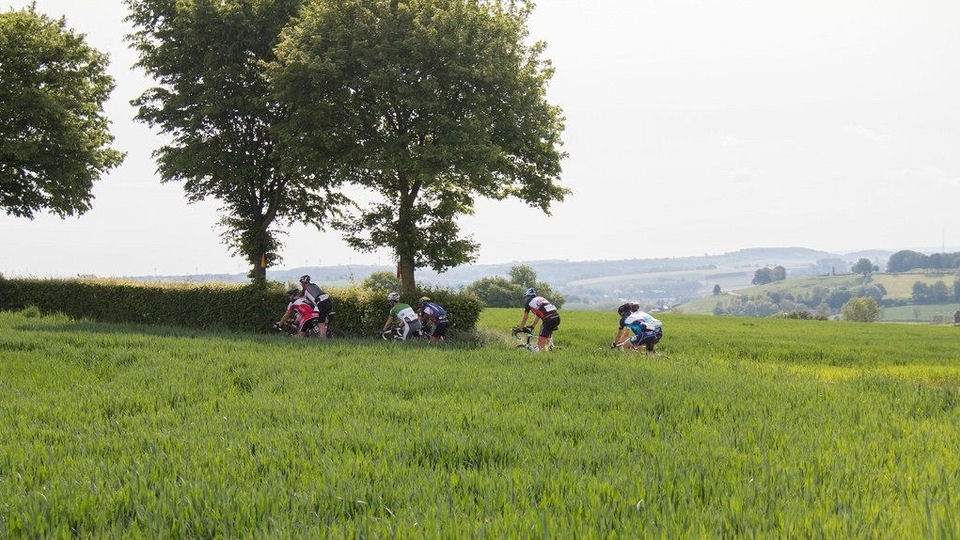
[887,250,960,272]
[911,280,960,304]
[715,283,887,318]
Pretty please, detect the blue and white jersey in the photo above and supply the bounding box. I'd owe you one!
[619,311,662,335]
[421,301,448,321]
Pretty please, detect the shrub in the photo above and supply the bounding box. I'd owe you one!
[362,271,401,293]
[465,265,564,308]
[0,277,483,336]
[841,297,881,322]
[772,310,827,321]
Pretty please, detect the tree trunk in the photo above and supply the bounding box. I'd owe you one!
[250,251,267,285]
[248,210,274,287]
[399,255,416,293]
[396,179,417,293]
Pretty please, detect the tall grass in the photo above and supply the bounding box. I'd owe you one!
[1,309,958,536]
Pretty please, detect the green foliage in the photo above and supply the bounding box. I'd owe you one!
[0,277,482,336]
[18,305,40,318]
[851,258,877,275]
[125,0,346,282]
[271,0,568,290]
[361,271,401,293]
[3,309,960,535]
[466,265,564,308]
[841,297,880,322]
[751,267,773,285]
[888,250,960,272]
[912,280,953,304]
[0,5,124,218]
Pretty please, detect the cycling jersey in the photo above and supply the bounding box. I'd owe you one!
[389,303,420,325]
[523,295,559,320]
[420,301,448,321]
[619,310,662,335]
[301,283,330,306]
[288,297,319,332]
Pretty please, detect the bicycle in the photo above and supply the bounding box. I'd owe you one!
[273,314,331,339]
[381,323,426,341]
[511,326,555,352]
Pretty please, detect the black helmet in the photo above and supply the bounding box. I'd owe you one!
[617,303,631,316]
[299,274,311,284]
[286,288,299,297]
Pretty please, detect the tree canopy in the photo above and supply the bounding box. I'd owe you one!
[0,5,124,218]
[841,297,880,322]
[125,0,346,283]
[466,264,563,308]
[851,258,877,276]
[886,250,960,273]
[272,0,567,291]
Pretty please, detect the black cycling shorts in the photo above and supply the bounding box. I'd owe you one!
[630,328,662,351]
[540,315,560,338]
[315,298,333,321]
[428,319,450,338]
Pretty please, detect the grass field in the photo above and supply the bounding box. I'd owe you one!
[2,308,960,536]
[882,303,960,322]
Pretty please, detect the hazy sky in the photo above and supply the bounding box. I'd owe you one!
[3,0,959,277]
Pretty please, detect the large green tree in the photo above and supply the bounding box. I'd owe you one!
[126,0,344,283]
[272,0,567,292]
[0,5,124,218]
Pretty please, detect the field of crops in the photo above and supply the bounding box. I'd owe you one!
[882,303,960,323]
[677,271,959,315]
[2,308,960,536]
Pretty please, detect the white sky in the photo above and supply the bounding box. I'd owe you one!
[3,0,959,277]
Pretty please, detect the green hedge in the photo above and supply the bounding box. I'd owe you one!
[0,278,483,337]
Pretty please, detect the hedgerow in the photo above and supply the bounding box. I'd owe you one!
[0,277,482,336]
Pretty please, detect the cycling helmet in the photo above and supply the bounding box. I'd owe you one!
[524,287,537,297]
[418,296,431,305]
[386,292,401,302]
[286,288,299,297]
[617,303,631,316]
[299,274,311,284]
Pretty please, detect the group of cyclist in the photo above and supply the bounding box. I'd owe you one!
[276,275,663,354]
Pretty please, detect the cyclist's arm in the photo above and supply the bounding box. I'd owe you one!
[613,327,627,346]
[278,307,294,325]
[518,310,530,329]
[382,315,395,333]
[529,316,540,332]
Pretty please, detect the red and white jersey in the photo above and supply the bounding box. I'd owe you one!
[288,297,318,322]
[523,295,559,320]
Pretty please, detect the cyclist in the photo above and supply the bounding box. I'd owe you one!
[612,302,663,355]
[382,292,422,340]
[418,296,449,343]
[277,288,321,338]
[298,274,332,338]
[516,287,560,351]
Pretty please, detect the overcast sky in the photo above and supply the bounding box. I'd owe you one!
[3,0,959,277]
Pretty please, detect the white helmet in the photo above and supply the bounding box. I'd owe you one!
[525,287,537,297]
[386,292,401,302]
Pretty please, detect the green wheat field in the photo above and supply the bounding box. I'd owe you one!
[2,308,959,536]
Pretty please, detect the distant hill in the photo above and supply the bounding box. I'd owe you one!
[128,246,898,308]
